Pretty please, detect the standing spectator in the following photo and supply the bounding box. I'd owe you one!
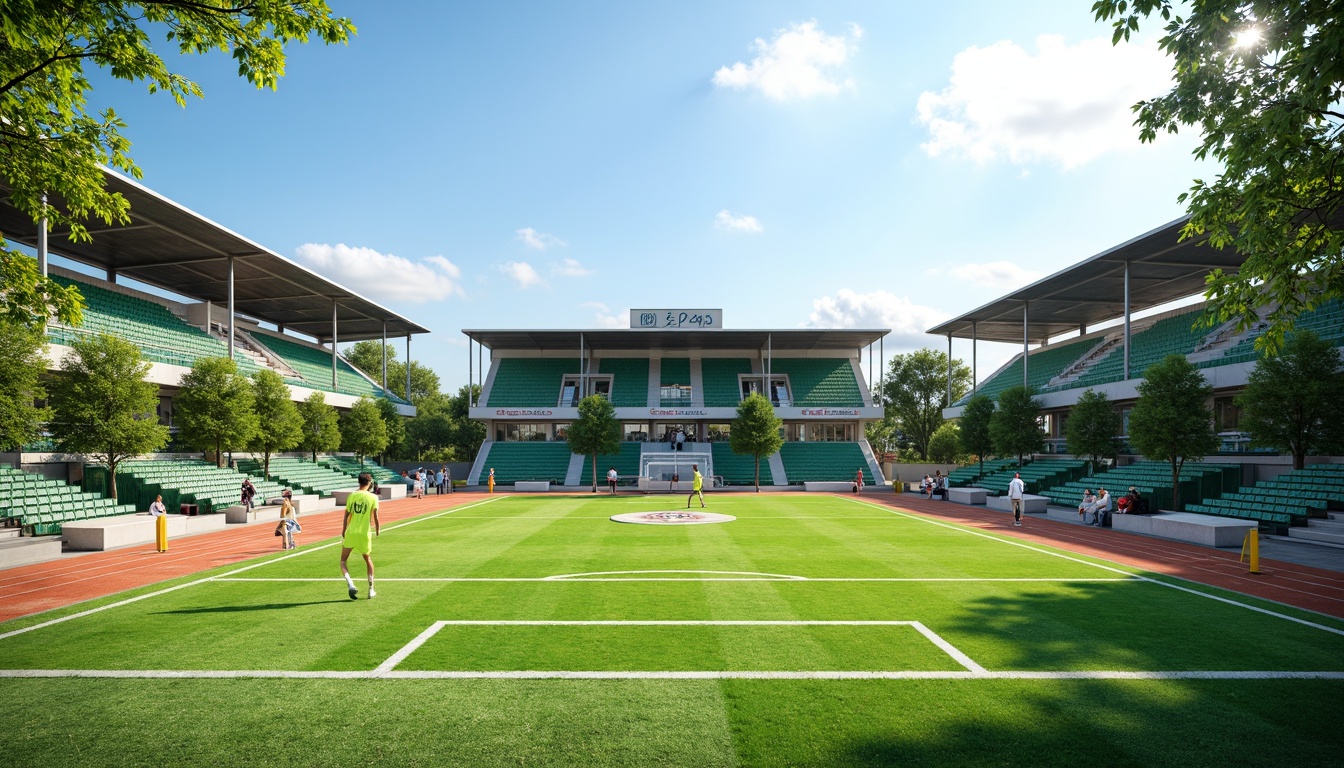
[240,477,257,510]
[607,466,619,495]
[488,467,496,493]
[1008,472,1026,527]
[339,473,380,600]
[853,468,864,494]
[278,491,299,550]
[933,470,945,499]
[438,466,448,495]
[675,429,685,452]
[412,470,424,499]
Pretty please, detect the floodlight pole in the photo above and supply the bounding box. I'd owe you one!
[331,300,338,392]
[37,193,48,277]
[1022,301,1029,387]
[227,255,235,360]
[1123,261,1132,380]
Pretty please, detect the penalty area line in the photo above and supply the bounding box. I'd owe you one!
[1,669,1341,681]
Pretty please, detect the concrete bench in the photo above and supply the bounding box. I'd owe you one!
[947,487,987,505]
[987,494,1048,514]
[63,513,226,551]
[224,504,282,525]
[1113,511,1256,548]
[803,481,860,492]
[514,481,551,492]
[284,494,338,513]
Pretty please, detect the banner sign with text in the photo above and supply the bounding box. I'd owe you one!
[631,309,722,329]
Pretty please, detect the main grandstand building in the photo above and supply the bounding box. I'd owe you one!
[461,315,889,488]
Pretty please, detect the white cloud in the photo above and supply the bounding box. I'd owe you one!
[292,243,463,304]
[500,261,544,289]
[805,288,949,349]
[715,210,764,233]
[516,227,566,250]
[917,35,1172,168]
[553,258,592,277]
[933,261,1041,290]
[581,301,626,329]
[713,20,861,101]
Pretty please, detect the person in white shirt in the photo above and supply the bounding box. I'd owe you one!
[1092,488,1112,526]
[149,495,168,516]
[1007,472,1026,527]
[1078,489,1096,520]
[607,466,619,495]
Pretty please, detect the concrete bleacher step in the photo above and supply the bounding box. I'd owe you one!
[0,536,64,569]
[1287,518,1344,546]
[0,527,22,541]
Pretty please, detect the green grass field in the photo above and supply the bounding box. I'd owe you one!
[2,494,1341,767]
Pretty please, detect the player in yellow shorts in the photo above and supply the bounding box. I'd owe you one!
[340,473,381,600]
[686,464,705,509]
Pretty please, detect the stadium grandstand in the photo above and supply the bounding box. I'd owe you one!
[927,213,1344,545]
[461,313,889,489]
[0,170,425,554]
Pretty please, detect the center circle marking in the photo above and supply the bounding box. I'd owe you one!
[610,510,737,525]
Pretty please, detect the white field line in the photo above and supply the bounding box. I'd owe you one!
[0,497,506,643]
[845,497,1344,638]
[211,577,1138,583]
[2,669,1341,681]
[374,620,983,674]
[544,569,807,580]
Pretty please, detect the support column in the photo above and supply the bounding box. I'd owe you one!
[1123,261,1132,380]
[467,335,473,407]
[381,321,388,393]
[37,193,48,277]
[766,334,772,401]
[1079,323,1087,337]
[406,334,412,401]
[946,334,953,405]
[227,256,235,360]
[331,301,338,392]
[579,333,585,399]
[205,301,212,335]
[879,335,884,398]
[478,341,483,407]
[972,321,978,395]
[1022,301,1029,387]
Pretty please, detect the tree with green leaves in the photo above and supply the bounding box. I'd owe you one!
[405,392,452,461]
[730,392,784,492]
[343,341,394,384]
[248,369,302,478]
[341,397,390,466]
[1128,355,1219,511]
[175,357,258,467]
[0,319,50,451]
[297,391,341,463]
[927,421,962,464]
[1236,330,1344,470]
[47,334,168,499]
[864,413,901,459]
[567,394,621,492]
[374,397,407,463]
[879,349,972,460]
[957,394,996,476]
[345,343,443,402]
[1066,389,1122,474]
[1094,1,1344,352]
[1,3,352,336]
[989,386,1043,465]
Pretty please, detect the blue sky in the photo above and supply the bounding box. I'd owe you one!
[69,1,1215,393]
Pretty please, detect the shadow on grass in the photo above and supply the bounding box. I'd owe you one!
[156,600,352,614]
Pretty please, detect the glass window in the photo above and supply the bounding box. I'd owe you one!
[660,384,692,406]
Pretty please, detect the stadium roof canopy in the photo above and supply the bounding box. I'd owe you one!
[925,216,1249,344]
[463,328,891,352]
[0,171,428,342]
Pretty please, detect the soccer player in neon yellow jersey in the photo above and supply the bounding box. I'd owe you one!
[686,464,705,509]
[340,473,381,600]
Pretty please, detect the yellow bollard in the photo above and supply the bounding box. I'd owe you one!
[155,513,168,553]
[1239,528,1260,575]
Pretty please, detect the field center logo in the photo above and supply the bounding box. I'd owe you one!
[610,510,736,525]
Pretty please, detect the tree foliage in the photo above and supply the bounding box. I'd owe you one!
[341,397,390,465]
[989,386,1043,464]
[345,343,442,402]
[1066,389,1122,473]
[879,349,972,460]
[957,394,996,476]
[1,2,352,333]
[1094,0,1344,352]
[445,384,485,461]
[927,421,962,464]
[405,392,452,461]
[174,357,257,467]
[1236,330,1344,470]
[567,394,621,492]
[1127,355,1219,510]
[47,333,168,499]
[297,391,341,462]
[374,396,406,462]
[730,392,783,492]
[0,319,50,451]
[248,369,302,477]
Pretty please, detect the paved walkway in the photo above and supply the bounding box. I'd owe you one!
[2,489,1343,624]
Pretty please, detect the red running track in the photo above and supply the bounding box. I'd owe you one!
[0,491,1342,624]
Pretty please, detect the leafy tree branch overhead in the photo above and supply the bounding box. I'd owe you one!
[1093,0,1344,353]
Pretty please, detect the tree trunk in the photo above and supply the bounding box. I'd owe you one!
[1294,447,1305,471]
[591,454,598,493]
[263,451,271,478]
[108,460,118,500]
[215,439,223,468]
[1171,458,1181,512]
[754,456,760,492]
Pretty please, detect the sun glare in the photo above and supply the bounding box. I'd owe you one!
[1233,26,1263,50]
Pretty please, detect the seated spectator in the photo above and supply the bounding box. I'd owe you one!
[1091,488,1111,526]
[1077,489,1096,520]
[920,474,932,498]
